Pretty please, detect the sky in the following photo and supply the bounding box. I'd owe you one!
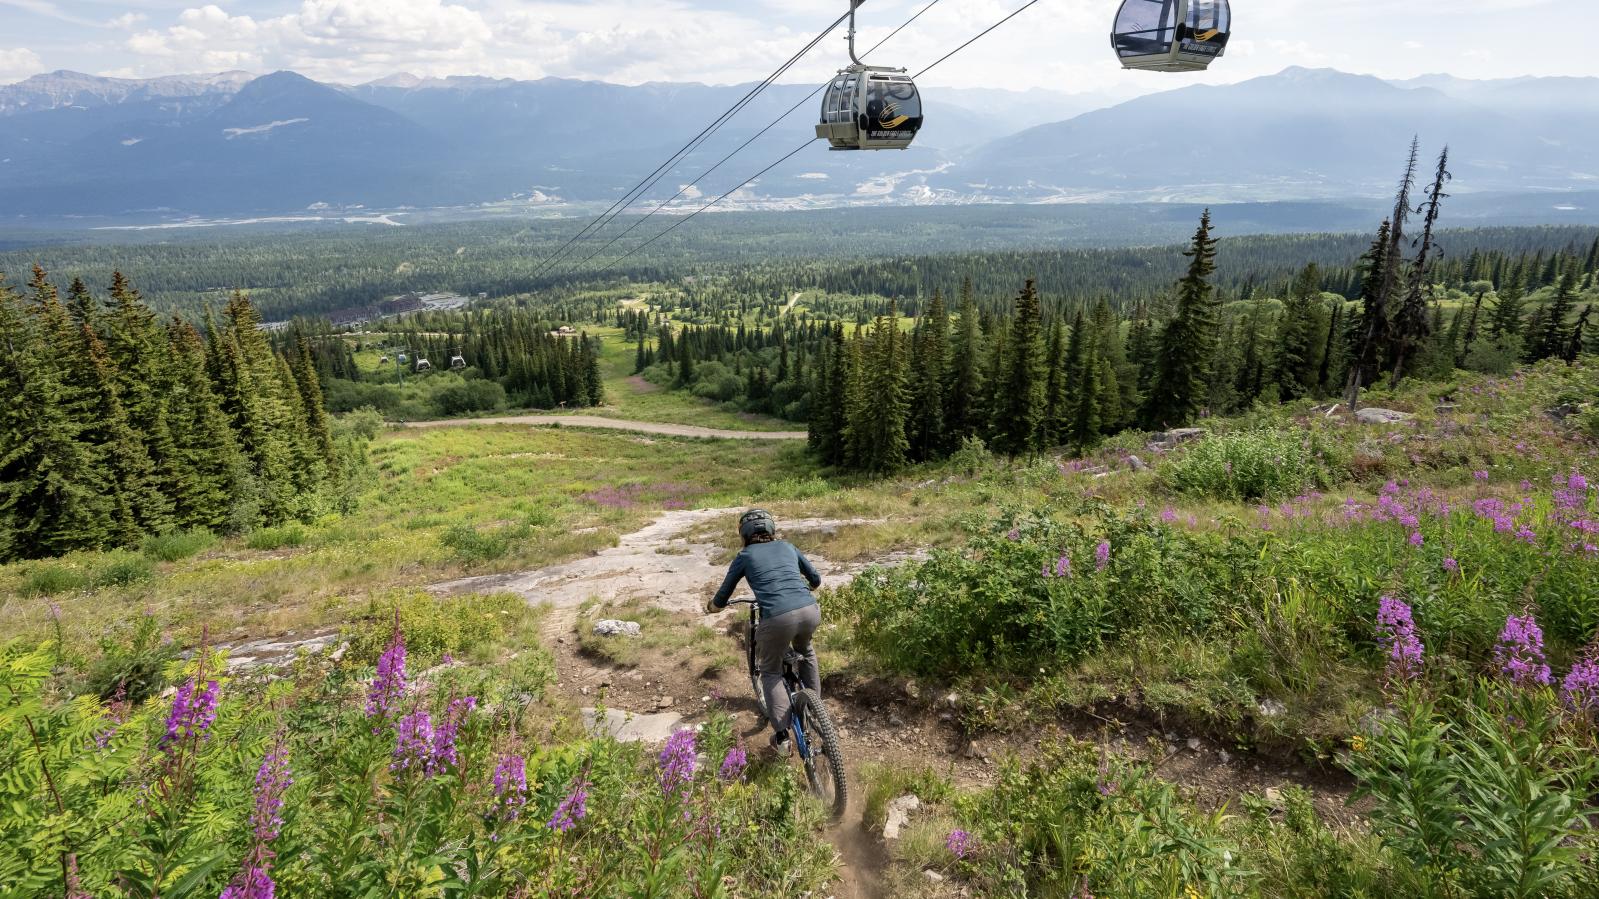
[1,0,1597,94]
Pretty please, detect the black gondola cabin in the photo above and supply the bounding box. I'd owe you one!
[1112,0,1231,72]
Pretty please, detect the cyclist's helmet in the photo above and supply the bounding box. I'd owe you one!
[739,509,777,542]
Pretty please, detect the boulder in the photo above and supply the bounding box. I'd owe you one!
[883,794,922,840]
[593,619,642,638]
[1354,408,1414,425]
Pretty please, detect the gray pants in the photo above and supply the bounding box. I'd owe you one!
[756,604,822,736]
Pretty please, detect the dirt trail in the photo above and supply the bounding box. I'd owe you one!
[433,508,916,897]
[400,415,806,440]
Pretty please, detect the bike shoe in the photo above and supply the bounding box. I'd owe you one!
[769,732,792,758]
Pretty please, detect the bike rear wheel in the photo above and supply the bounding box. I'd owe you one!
[792,688,848,820]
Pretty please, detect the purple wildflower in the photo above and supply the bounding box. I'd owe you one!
[1408,531,1424,548]
[1494,614,1553,688]
[1570,472,1589,492]
[392,710,435,775]
[1160,506,1178,523]
[1005,528,1021,542]
[433,697,477,770]
[719,744,748,781]
[1376,597,1424,682]
[1094,541,1111,572]
[1442,558,1459,574]
[219,866,275,899]
[1052,554,1072,578]
[163,678,220,748]
[250,742,293,843]
[492,755,529,822]
[947,829,973,859]
[549,778,588,833]
[366,633,407,719]
[1473,470,1489,481]
[1562,650,1599,715]
[658,729,698,797]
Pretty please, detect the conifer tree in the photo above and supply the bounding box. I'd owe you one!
[854,312,911,472]
[1144,210,1220,429]
[0,280,112,559]
[1489,276,1525,341]
[1067,325,1101,450]
[1533,268,1578,362]
[1564,305,1591,364]
[1233,303,1268,408]
[908,292,948,462]
[1272,264,1322,400]
[1390,147,1450,387]
[165,319,248,532]
[1316,302,1344,395]
[840,334,870,470]
[993,281,1045,456]
[1043,318,1070,446]
[293,339,336,465]
[944,278,983,450]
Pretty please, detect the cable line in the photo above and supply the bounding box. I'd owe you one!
[916,0,1044,78]
[559,0,948,276]
[529,10,850,280]
[592,0,1048,277]
[592,140,821,277]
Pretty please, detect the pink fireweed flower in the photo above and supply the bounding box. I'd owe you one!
[492,755,528,822]
[1570,472,1589,492]
[1442,558,1459,574]
[1160,506,1178,523]
[1050,554,1073,579]
[1494,614,1553,688]
[719,744,748,781]
[219,866,275,899]
[1473,470,1489,481]
[548,778,588,833]
[392,710,436,775]
[366,633,407,719]
[251,742,293,843]
[1005,528,1020,541]
[1094,541,1111,571]
[1562,650,1599,715]
[658,729,698,797]
[163,678,220,748]
[432,697,477,770]
[1408,531,1424,547]
[1376,597,1424,682]
[947,829,973,859]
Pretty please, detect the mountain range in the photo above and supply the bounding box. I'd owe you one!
[0,66,1595,222]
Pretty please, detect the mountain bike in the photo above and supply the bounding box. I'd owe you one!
[730,598,848,819]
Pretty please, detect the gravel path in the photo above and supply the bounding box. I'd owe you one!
[399,415,807,440]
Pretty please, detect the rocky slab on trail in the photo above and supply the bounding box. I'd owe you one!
[431,509,892,614]
[583,708,685,744]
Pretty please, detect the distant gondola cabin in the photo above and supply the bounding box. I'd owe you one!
[1112,0,1231,72]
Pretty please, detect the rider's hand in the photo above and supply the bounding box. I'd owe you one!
[703,596,722,615]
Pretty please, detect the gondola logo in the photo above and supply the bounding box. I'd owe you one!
[1195,28,1220,41]
[878,101,910,130]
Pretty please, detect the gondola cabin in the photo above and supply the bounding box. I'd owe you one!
[1112,0,1231,72]
[816,65,923,151]
[450,354,467,371]
[415,358,432,373]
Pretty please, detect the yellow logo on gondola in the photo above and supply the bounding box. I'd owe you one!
[878,101,910,130]
[1195,28,1220,41]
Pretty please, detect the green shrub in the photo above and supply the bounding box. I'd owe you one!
[1162,429,1343,501]
[93,551,153,588]
[332,406,387,441]
[433,381,507,416]
[348,591,528,665]
[20,562,88,597]
[141,529,217,562]
[248,524,310,551]
[441,522,524,563]
[85,612,177,702]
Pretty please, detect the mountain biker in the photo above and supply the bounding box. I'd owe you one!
[704,509,823,757]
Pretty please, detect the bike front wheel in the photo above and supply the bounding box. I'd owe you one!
[792,689,848,820]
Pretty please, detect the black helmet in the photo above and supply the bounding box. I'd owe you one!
[739,509,777,542]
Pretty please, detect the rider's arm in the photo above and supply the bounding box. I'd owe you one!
[796,550,822,591]
[710,552,749,610]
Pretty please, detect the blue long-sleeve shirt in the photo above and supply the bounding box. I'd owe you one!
[712,540,822,619]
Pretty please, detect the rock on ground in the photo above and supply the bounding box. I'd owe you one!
[583,708,684,744]
[882,794,922,840]
[1355,408,1415,424]
[593,619,642,637]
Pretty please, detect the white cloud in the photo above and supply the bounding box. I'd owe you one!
[107,11,147,29]
[0,47,44,84]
